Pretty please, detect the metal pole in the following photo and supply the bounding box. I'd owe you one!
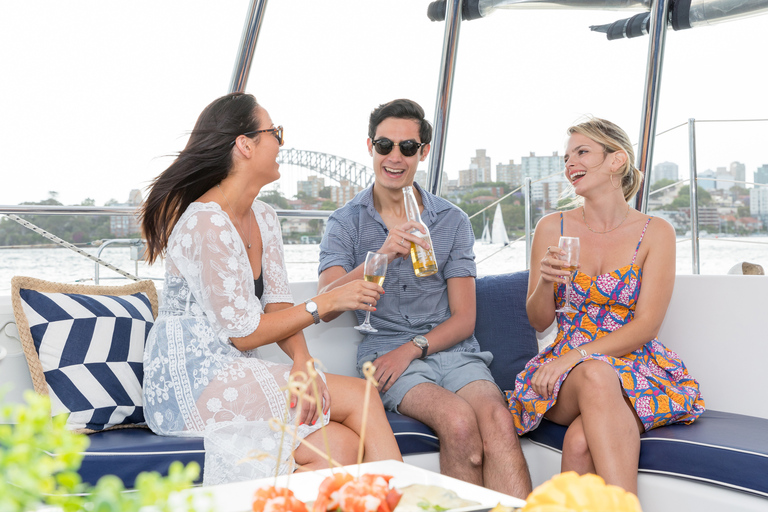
[688,119,701,274]
[427,0,463,196]
[229,0,269,93]
[524,177,532,269]
[633,0,670,213]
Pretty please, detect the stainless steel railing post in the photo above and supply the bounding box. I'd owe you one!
[229,0,269,93]
[688,118,701,274]
[634,0,670,214]
[427,0,463,196]
[524,177,532,269]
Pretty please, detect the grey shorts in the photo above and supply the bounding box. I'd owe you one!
[357,350,496,413]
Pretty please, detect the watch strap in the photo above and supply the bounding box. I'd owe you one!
[304,299,320,325]
[412,336,428,359]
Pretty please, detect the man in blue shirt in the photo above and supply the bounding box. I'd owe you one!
[318,99,531,497]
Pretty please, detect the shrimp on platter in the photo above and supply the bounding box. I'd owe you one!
[313,473,402,512]
[253,486,309,512]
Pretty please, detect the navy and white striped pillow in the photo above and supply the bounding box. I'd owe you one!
[11,277,157,433]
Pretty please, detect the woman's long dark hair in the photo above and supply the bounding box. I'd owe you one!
[140,92,261,264]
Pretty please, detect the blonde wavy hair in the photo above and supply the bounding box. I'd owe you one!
[565,118,644,203]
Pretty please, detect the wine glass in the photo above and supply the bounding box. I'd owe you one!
[554,236,580,314]
[354,251,388,333]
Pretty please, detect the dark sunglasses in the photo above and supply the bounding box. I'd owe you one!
[234,125,284,146]
[372,138,426,157]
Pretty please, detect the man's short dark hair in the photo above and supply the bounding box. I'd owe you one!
[368,99,433,144]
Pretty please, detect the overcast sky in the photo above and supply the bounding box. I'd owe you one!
[1,0,766,206]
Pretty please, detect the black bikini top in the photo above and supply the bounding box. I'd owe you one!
[253,273,264,300]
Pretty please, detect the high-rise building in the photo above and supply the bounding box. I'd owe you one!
[532,175,570,210]
[521,151,563,182]
[652,161,679,184]
[715,167,734,191]
[470,149,492,183]
[458,150,492,187]
[755,164,768,185]
[730,161,746,185]
[750,186,768,223]
[698,169,716,190]
[297,176,325,198]
[330,180,363,207]
[496,159,522,187]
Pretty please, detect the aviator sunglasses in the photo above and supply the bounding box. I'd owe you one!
[233,126,284,146]
[372,138,426,157]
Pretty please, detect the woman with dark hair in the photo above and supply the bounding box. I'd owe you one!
[506,118,705,493]
[140,93,401,481]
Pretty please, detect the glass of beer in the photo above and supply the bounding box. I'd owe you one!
[554,236,580,314]
[355,251,388,333]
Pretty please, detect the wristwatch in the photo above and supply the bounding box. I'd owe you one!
[412,335,429,359]
[304,299,320,325]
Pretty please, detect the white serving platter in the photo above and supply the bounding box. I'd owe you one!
[185,459,526,512]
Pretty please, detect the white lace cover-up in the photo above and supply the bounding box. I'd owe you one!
[143,201,327,484]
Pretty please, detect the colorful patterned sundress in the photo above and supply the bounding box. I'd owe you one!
[505,216,705,434]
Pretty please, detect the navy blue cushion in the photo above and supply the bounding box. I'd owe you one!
[78,413,439,487]
[475,271,538,391]
[524,410,768,498]
[387,410,439,454]
[79,428,204,487]
[12,277,157,433]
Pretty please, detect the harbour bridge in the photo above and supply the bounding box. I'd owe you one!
[277,148,374,189]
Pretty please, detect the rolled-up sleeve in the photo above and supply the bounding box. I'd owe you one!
[318,213,356,275]
[442,212,477,279]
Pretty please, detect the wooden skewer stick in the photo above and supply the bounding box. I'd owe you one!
[357,362,379,473]
[305,359,335,473]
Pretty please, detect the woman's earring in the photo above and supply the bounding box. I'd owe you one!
[610,172,621,190]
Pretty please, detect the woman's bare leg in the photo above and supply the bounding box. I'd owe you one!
[560,415,596,475]
[325,373,402,462]
[294,421,359,471]
[546,361,644,493]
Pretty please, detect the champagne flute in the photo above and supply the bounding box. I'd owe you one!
[554,236,580,314]
[355,251,388,333]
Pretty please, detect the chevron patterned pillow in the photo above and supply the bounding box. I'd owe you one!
[11,277,158,433]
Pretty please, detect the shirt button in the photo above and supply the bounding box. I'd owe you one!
[403,285,407,291]
[405,315,409,319]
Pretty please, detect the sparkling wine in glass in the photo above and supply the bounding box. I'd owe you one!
[355,251,388,333]
[555,236,580,314]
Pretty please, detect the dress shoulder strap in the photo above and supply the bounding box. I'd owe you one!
[560,212,564,236]
[632,217,653,265]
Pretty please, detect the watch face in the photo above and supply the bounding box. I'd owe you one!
[413,335,428,348]
[305,300,317,313]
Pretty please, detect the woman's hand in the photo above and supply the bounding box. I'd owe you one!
[289,358,330,426]
[380,220,430,264]
[324,279,384,314]
[539,245,573,284]
[530,351,580,399]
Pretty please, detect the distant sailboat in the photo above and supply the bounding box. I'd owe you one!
[491,203,509,246]
[481,218,491,244]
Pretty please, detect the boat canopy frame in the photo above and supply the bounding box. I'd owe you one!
[226,0,679,260]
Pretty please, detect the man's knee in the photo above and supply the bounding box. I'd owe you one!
[438,409,481,441]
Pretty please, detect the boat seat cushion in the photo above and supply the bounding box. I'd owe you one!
[475,271,539,391]
[524,410,768,498]
[11,277,158,433]
[77,411,437,487]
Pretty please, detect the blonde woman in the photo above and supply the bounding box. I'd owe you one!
[506,118,705,493]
